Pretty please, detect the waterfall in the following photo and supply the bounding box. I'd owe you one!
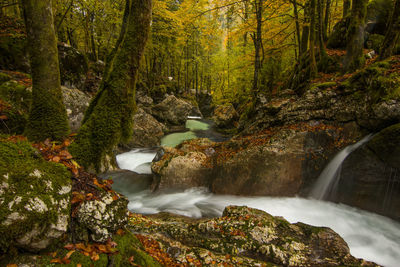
[310,134,373,200]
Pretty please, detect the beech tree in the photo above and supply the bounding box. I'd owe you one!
[22,0,69,141]
[69,0,152,171]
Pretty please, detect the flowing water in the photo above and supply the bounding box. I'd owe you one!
[310,134,373,200]
[113,129,400,267]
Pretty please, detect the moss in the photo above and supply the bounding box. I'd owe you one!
[0,73,11,84]
[0,140,71,254]
[70,0,151,172]
[366,34,385,52]
[112,231,162,267]
[0,80,32,134]
[22,0,69,141]
[310,82,336,91]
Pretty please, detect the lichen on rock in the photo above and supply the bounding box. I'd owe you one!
[0,139,71,253]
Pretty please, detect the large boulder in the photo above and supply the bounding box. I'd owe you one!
[152,95,202,126]
[213,104,238,128]
[211,124,356,196]
[334,123,400,221]
[61,86,91,133]
[0,139,71,253]
[75,191,129,243]
[123,108,165,148]
[130,206,375,266]
[151,140,213,190]
[58,42,89,90]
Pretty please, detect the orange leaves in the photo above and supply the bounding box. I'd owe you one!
[49,249,74,264]
[61,240,118,263]
[6,264,18,267]
[2,135,27,143]
[33,138,80,177]
[136,234,183,267]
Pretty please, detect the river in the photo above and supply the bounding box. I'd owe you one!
[111,119,400,267]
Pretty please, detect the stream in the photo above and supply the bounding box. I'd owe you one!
[111,119,400,267]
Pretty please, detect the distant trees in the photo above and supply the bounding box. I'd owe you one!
[22,0,69,141]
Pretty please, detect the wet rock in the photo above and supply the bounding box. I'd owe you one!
[152,148,211,191]
[75,191,129,242]
[124,108,165,148]
[335,123,400,221]
[0,140,71,253]
[152,95,201,126]
[130,206,377,266]
[213,104,238,128]
[61,86,91,133]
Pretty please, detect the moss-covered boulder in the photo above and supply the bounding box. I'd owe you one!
[327,16,350,49]
[75,191,129,242]
[130,206,376,266]
[0,139,72,253]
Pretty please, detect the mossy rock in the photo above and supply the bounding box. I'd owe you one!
[0,139,72,253]
[0,80,32,134]
[327,16,350,49]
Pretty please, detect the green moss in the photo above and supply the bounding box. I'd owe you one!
[366,34,385,52]
[0,73,11,84]
[0,80,32,134]
[0,140,71,254]
[112,231,162,267]
[310,82,336,91]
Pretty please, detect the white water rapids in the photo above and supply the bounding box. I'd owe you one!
[114,127,400,267]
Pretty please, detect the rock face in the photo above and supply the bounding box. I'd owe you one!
[0,140,71,253]
[152,95,202,126]
[125,108,165,148]
[75,191,129,242]
[334,123,400,221]
[243,59,400,135]
[213,104,238,128]
[61,86,91,132]
[58,42,89,90]
[130,206,376,266]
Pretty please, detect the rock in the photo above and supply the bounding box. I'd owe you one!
[152,95,201,126]
[211,125,353,196]
[130,206,376,266]
[58,42,89,90]
[213,104,238,128]
[0,140,71,253]
[75,191,129,242]
[122,108,165,148]
[61,86,91,132]
[151,147,211,191]
[334,123,400,221]
[327,16,350,49]
[197,91,214,117]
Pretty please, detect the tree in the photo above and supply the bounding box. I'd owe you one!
[69,0,152,172]
[344,0,368,71]
[379,0,400,60]
[22,0,69,141]
[251,0,263,99]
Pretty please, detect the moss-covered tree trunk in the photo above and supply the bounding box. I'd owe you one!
[379,0,400,60]
[309,0,318,77]
[22,0,69,141]
[343,0,350,17]
[343,0,368,72]
[69,0,152,172]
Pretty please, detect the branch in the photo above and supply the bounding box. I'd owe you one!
[56,0,74,30]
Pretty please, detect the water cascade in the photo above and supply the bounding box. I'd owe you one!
[309,134,373,200]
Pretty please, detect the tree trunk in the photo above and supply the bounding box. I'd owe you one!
[301,1,310,54]
[324,0,331,40]
[292,0,302,57]
[70,0,152,171]
[252,0,262,99]
[379,0,400,60]
[343,0,350,17]
[22,0,69,141]
[344,0,368,72]
[309,0,318,76]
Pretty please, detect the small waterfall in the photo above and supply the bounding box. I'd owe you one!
[310,134,373,200]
